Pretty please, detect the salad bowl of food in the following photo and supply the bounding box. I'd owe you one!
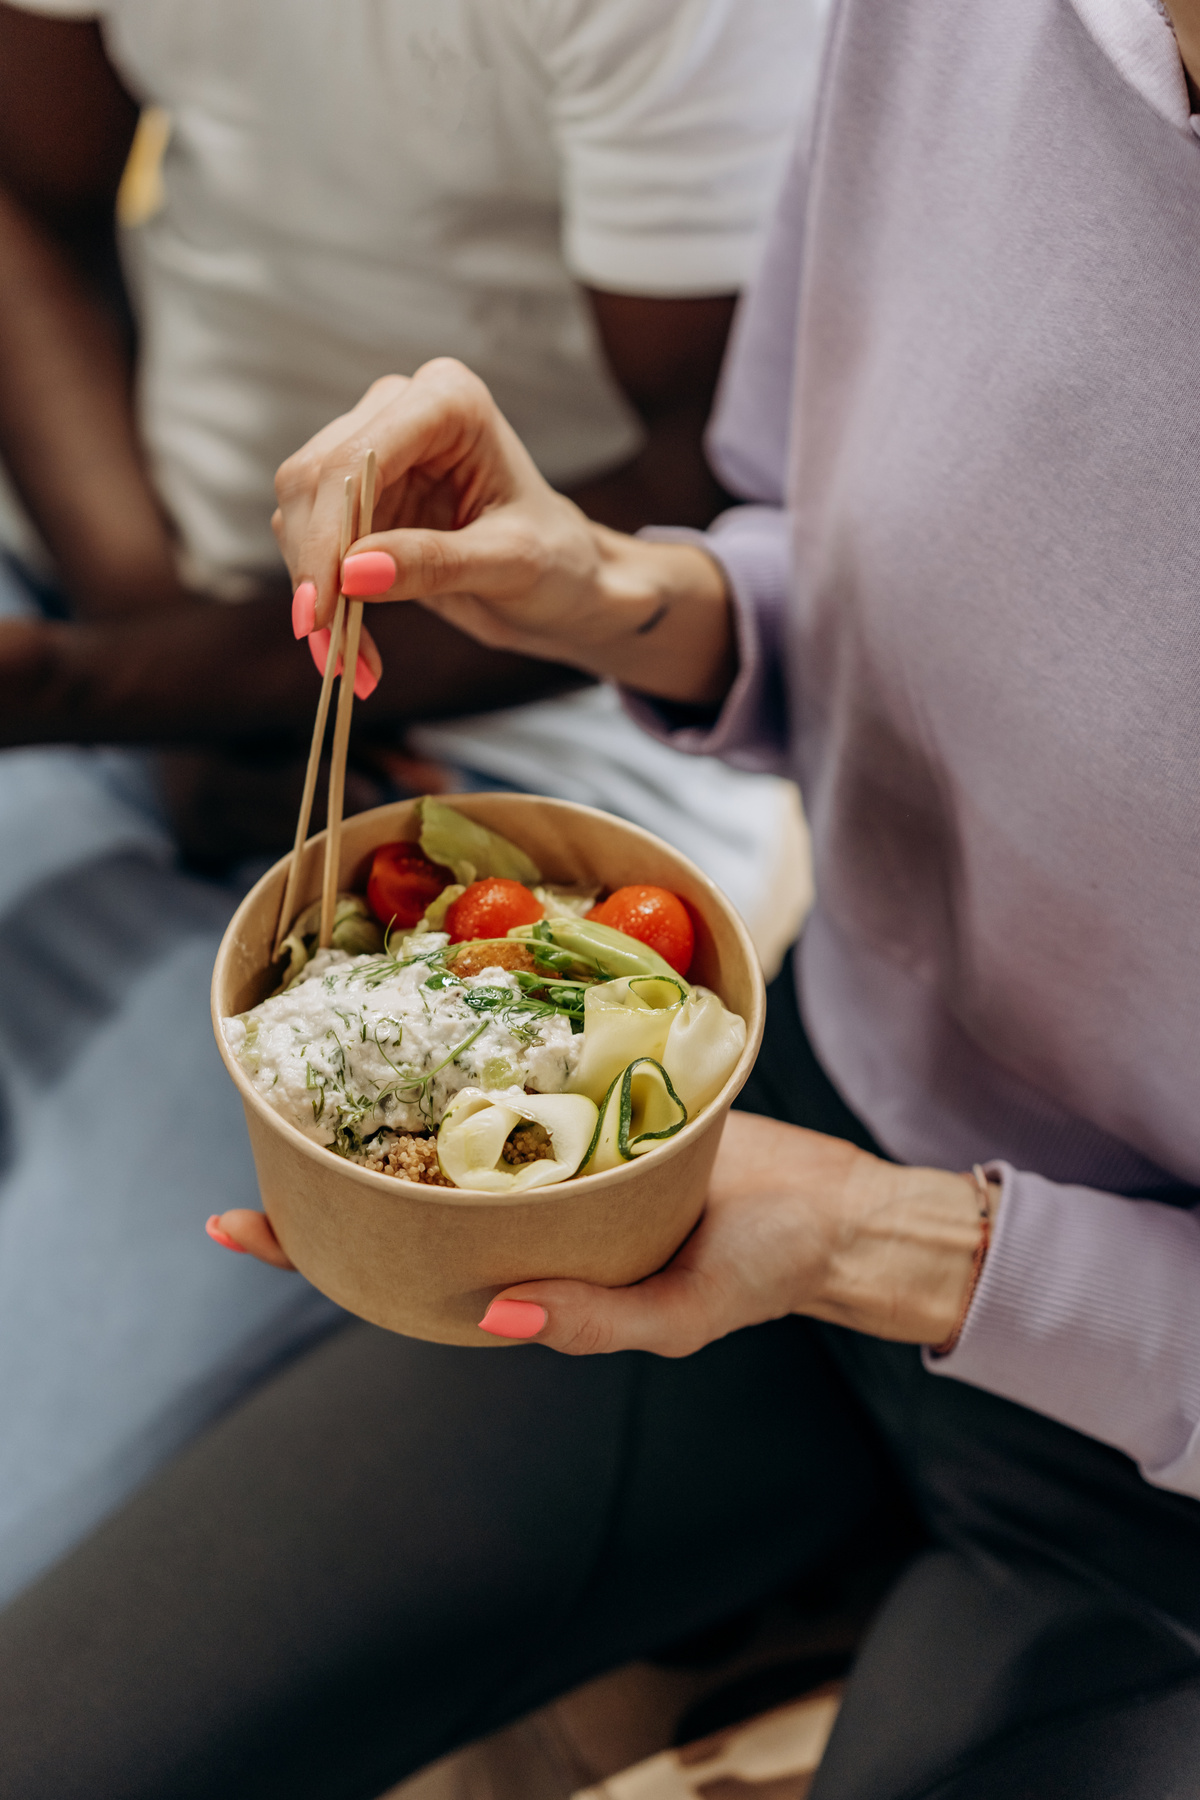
[212,793,765,1345]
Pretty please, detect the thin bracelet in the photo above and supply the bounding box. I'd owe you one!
[929,1163,992,1358]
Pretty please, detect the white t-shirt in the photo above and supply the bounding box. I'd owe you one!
[15,0,818,594]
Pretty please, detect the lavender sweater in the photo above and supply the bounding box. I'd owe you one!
[635,0,1200,1499]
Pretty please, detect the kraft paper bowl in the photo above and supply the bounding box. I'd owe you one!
[212,794,766,1345]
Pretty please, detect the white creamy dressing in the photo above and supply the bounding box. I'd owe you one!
[222,936,580,1151]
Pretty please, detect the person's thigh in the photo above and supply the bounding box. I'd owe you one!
[807,1333,1200,1799]
[812,1537,1200,1800]
[0,1313,883,1800]
[0,557,344,1602]
[0,882,344,1601]
[921,1668,1200,1800]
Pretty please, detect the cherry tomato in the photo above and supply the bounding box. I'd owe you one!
[587,885,695,977]
[367,841,454,931]
[445,878,544,943]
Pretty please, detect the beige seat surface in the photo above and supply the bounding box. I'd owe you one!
[573,1684,841,1800]
[381,1595,855,1800]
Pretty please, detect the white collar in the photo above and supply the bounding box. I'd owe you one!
[1070,0,1192,128]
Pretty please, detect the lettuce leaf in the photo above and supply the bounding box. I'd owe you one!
[416,796,541,887]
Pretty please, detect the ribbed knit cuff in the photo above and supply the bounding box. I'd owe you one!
[924,1162,1200,1497]
[621,506,791,771]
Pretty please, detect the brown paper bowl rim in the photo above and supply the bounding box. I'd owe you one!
[211,795,766,1212]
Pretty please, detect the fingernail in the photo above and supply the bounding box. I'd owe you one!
[291,581,317,638]
[308,629,343,679]
[354,655,379,700]
[342,551,397,597]
[478,1299,547,1340]
[206,1215,247,1255]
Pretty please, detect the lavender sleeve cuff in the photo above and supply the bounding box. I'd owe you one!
[925,1164,1200,1499]
[621,506,792,774]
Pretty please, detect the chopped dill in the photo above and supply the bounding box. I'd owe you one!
[257,922,596,1148]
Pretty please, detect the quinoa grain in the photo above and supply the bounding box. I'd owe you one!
[360,1133,453,1186]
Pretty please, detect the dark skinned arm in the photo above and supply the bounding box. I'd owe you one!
[0,7,736,752]
[567,288,735,534]
[0,8,176,614]
[1162,1,1200,100]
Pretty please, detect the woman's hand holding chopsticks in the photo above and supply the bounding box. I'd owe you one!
[272,359,737,710]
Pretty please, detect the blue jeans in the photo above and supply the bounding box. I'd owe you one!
[0,559,345,1606]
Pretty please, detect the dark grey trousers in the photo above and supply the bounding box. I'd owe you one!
[1,956,1199,1799]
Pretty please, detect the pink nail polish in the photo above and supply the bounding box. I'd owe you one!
[354,655,379,700]
[206,1215,247,1255]
[291,581,317,639]
[479,1299,547,1340]
[308,629,344,679]
[342,551,397,597]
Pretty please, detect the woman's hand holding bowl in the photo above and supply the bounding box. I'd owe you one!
[210,1112,996,1356]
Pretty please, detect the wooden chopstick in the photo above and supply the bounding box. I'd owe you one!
[318,447,377,948]
[271,474,356,960]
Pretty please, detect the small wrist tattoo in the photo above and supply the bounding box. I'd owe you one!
[634,600,670,637]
